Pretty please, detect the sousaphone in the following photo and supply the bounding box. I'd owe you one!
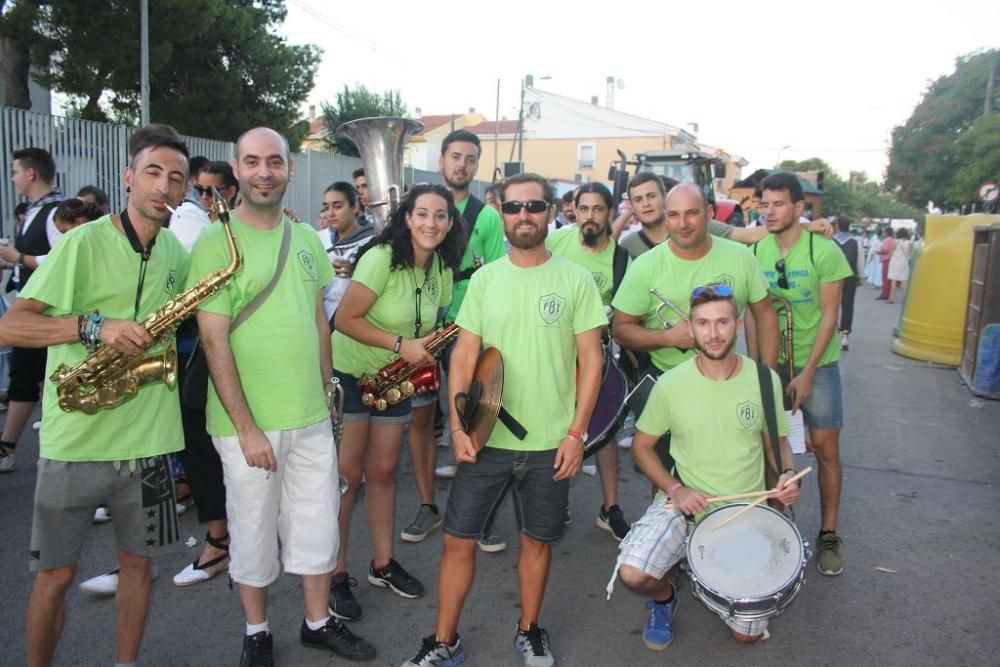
[454,347,504,451]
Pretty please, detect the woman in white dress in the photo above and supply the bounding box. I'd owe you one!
[864,230,883,288]
[888,228,913,303]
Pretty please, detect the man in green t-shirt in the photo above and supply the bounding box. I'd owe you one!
[610,287,800,649]
[0,125,191,666]
[754,171,853,578]
[546,182,633,543]
[401,173,605,667]
[402,129,508,549]
[189,127,373,665]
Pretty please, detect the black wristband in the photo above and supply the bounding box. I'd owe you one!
[393,335,403,354]
[77,315,88,345]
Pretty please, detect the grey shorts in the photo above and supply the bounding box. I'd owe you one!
[30,456,181,571]
[443,447,570,543]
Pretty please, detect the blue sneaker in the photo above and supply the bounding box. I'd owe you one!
[642,587,677,651]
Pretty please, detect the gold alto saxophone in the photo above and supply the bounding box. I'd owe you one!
[51,194,243,414]
[360,323,459,411]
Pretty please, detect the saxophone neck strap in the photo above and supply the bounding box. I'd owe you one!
[229,217,292,334]
[119,209,158,321]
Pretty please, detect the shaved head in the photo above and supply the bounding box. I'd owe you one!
[236,127,290,161]
[665,182,707,211]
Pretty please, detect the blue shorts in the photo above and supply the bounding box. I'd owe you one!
[443,447,569,543]
[780,361,843,430]
[334,369,411,426]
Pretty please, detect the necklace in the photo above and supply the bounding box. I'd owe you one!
[696,354,739,381]
[409,255,435,338]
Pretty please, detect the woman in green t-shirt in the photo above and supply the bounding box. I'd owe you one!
[329,184,466,613]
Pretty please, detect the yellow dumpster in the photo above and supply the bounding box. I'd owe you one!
[893,214,1000,365]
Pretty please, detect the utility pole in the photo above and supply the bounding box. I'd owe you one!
[140,0,150,126]
[985,55,996,116]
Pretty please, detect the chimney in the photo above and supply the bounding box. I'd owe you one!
[591,95,599,105]
[469,107,475,113]
[606,76,615,109]
[525,74,534,88]
[415,106,422,117]
[308,105,316,121]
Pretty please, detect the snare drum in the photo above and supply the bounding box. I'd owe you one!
[583,344,629,458]
[685,503,806,621]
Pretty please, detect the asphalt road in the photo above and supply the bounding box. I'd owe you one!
[1,290,998,666]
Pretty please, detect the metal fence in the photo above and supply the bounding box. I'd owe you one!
[2,106,487,237]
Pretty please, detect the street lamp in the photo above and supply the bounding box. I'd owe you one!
[517,74,551,166]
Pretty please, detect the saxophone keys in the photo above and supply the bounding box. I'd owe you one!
[399,381,415,398]
[361,392,375,407]
[374,398,388,411]
[386,387,402,403]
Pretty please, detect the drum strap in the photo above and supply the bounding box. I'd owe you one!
[756,362,783,479]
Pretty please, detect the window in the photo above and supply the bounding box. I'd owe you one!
[577,143,595,170]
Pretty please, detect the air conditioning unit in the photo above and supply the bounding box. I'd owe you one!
[504,161,524,177]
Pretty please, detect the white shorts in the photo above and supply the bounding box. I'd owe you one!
[214,419,340,587]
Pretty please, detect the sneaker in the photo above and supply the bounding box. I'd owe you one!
[596,505,630,541]
[643,587,677,651]
[0,447,14,473]
[816,532,845,575]
[401,505,442,543]
[368,559,425,598]
[477,534,507,553]
[435,464,458,479]
[240,631,274,667]
[513,623,554,667]
[300,617,376,662]
[329,572,362,621]
[402,633,465,666]
[92,505,112,523]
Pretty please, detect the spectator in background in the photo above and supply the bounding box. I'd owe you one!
[875,228,896,300]
[833,215,861,350]
[75,185,110,213]
[319,181,374,322]
[353,167,375,227]
[483,183,503,214]
[170,161,238,252]
[887,228,913,304]
[553,189,576,229]
[52,198,104,234]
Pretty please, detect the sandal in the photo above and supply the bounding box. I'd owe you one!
[173,532,230,587]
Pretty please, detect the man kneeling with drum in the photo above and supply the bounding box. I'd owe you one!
[608,285,800,647]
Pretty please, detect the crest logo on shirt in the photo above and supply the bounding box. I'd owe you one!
[714,273,735,288]
[164,270,177,295]
[592,272,608,291]
[297,250,317,280]
[736,401,759,429]
[422,275,439,303]
[538,293,566,325]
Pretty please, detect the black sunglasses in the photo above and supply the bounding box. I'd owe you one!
[501,199,549,215]
[775,259,789,289]
[193,185,217,196]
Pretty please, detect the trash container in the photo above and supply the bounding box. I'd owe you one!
[959,223,1000,399]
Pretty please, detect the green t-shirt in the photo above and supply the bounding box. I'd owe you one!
[188,215,334,437]
[332,243,453,378]
[620,220,734,259]
[752,231,853,368]
[445,197,507,322]
[611,237,770,372]
[456,254,606,451]
[636,355,789,516]
[546,226,630,306]
[20,216,189,462]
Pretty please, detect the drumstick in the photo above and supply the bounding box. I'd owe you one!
[662,466,813,509]
[708,467,813,530]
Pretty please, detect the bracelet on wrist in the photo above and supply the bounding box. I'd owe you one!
[566,430,584,442]
[666,482,683,497]
[393,335,403,354]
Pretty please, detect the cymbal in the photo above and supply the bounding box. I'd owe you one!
[468,347,503,451]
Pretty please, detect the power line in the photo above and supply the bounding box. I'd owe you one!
[287,0,407,66]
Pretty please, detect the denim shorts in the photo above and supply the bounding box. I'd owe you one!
[780,361,843,430]
[334,369,412,426]
[443,447,570,543]
[411,386,438,409]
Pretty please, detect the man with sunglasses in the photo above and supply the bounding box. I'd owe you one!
[608,285,800,648]
[754,171,853,577]
[546,182,633,542]
[170,161,239,252]
[402,173,605,667]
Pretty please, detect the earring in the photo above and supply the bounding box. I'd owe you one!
[126,186,131,193]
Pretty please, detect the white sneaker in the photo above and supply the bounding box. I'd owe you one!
[79,565,159,595]
[92,506,111,523]
[32,420,41,431]
[435,464,457,479]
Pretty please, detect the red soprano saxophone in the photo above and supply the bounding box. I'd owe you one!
[360,323,459,411]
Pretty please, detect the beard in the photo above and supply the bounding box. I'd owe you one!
[506,221,548,250]
[444,170,472,190]
[581,224,605,247]
[695,335,737,360]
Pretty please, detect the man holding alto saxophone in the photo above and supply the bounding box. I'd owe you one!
[0,125,191,667]
[189,127,374,665]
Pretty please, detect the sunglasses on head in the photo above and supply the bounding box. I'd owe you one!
[500,199,549,215]
[775,259,789,289]
[691,283,734,299]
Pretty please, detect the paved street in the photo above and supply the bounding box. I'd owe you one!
[1,290,998,667]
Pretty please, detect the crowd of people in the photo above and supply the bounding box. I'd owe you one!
[0,122,906,667]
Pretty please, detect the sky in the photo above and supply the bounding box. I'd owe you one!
[279,0,998,183]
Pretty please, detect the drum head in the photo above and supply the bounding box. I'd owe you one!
[687,504,803,600]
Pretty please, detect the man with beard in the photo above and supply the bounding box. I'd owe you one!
[546,182,632,542]
[0,125,190,666]
[398,129,506,552]
[608,286,800,649]
[188,127,374,665]
[402,173,605,667]
[752,172,852,577]
[619,173,831,259]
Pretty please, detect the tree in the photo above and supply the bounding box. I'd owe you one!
[886,49,1000,209]
[319,85,407,156]
[0,0,41,109]
[950,112,1000,206]
[4,0,320,150]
